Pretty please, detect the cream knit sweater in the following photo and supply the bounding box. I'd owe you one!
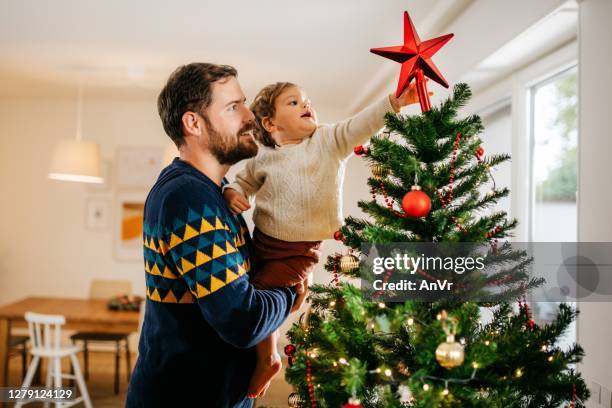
[226,95,395,242]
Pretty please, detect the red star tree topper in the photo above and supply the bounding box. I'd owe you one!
[371,11,454,112]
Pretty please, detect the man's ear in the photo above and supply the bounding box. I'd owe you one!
[261,116,275,133]
[182,111,203,137]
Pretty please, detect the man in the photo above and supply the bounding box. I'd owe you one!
[126,63,304,407]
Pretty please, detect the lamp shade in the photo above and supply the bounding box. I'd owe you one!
[48,139,103,183]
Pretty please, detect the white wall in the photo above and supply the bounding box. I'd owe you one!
[0,90,371,346]
[0,93,166,304]
[576,0,612,406]
[479,104,512,217]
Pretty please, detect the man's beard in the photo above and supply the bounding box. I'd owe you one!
[205,119,258,165]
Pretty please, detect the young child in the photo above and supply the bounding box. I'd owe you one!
[223,81,421,398]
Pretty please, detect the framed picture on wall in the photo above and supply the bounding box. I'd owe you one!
[114,192,147,261]
[85,198,111,231]
[116,147,163,189]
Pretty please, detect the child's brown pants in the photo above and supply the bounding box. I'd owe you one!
[250,228,322,289]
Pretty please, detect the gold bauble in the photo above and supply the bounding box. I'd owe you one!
[435,335,465,369]
[370,164,389,180]
[397,361,411,376]
[288,392,303,408]
[339,254,360,273]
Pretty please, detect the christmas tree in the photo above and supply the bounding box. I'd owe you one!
[283,12,588,407]
[284,81,589,408]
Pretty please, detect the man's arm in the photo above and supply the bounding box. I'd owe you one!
[163,188,294,349]
[196,274,296,348]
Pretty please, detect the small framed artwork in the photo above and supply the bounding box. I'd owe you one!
[116,147,163,189]
[114,192,147,261]
[85,198,110,231]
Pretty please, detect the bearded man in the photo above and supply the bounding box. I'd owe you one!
[126,63,304,408]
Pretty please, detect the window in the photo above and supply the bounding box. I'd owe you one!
[528,67,578,348]
[529,67,578,242]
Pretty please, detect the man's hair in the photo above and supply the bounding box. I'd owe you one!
[157,63,237,147]
[249,82,296,147]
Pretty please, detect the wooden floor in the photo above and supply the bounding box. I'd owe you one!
[6,350,293,407]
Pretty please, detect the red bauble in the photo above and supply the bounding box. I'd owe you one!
[285,344,297,367]
[284,344,296,357]
[333,230,345,241]
[353,145,367,156]
[343,398,364,408]
[371,11,454,112]
[475,146,484,157]
[402,186,431,218]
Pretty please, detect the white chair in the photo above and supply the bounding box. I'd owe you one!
[15,312,92,408]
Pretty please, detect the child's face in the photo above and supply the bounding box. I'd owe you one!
[267,86,318,141]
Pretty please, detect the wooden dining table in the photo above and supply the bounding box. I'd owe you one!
[0,296,141,389]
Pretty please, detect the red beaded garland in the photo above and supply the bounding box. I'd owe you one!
[518,293,535,330]
[376,181,408,218]
[306,358,317,407]
[570,383,576,408]
[331,256,340,288]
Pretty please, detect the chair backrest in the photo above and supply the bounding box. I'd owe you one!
[24,312,66,352]
[89,279,133,300]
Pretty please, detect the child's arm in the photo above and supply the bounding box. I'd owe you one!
[223,158,262,214]
[323,83,421,159]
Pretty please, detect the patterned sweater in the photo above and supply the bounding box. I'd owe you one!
[225,95,395,242]
[126,158,296,408]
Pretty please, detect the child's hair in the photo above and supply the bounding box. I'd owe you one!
[249,82,297,147]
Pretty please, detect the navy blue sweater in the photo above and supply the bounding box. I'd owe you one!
[126,158,295,408]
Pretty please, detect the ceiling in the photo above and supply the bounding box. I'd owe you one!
[0,0,577,117]
[0,0,467,113]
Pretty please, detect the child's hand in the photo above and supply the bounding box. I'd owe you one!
[389,80,434,112]
[291,280,308,313]
[223,188,251,214]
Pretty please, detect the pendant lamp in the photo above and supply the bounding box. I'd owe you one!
[48,87,103,183]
